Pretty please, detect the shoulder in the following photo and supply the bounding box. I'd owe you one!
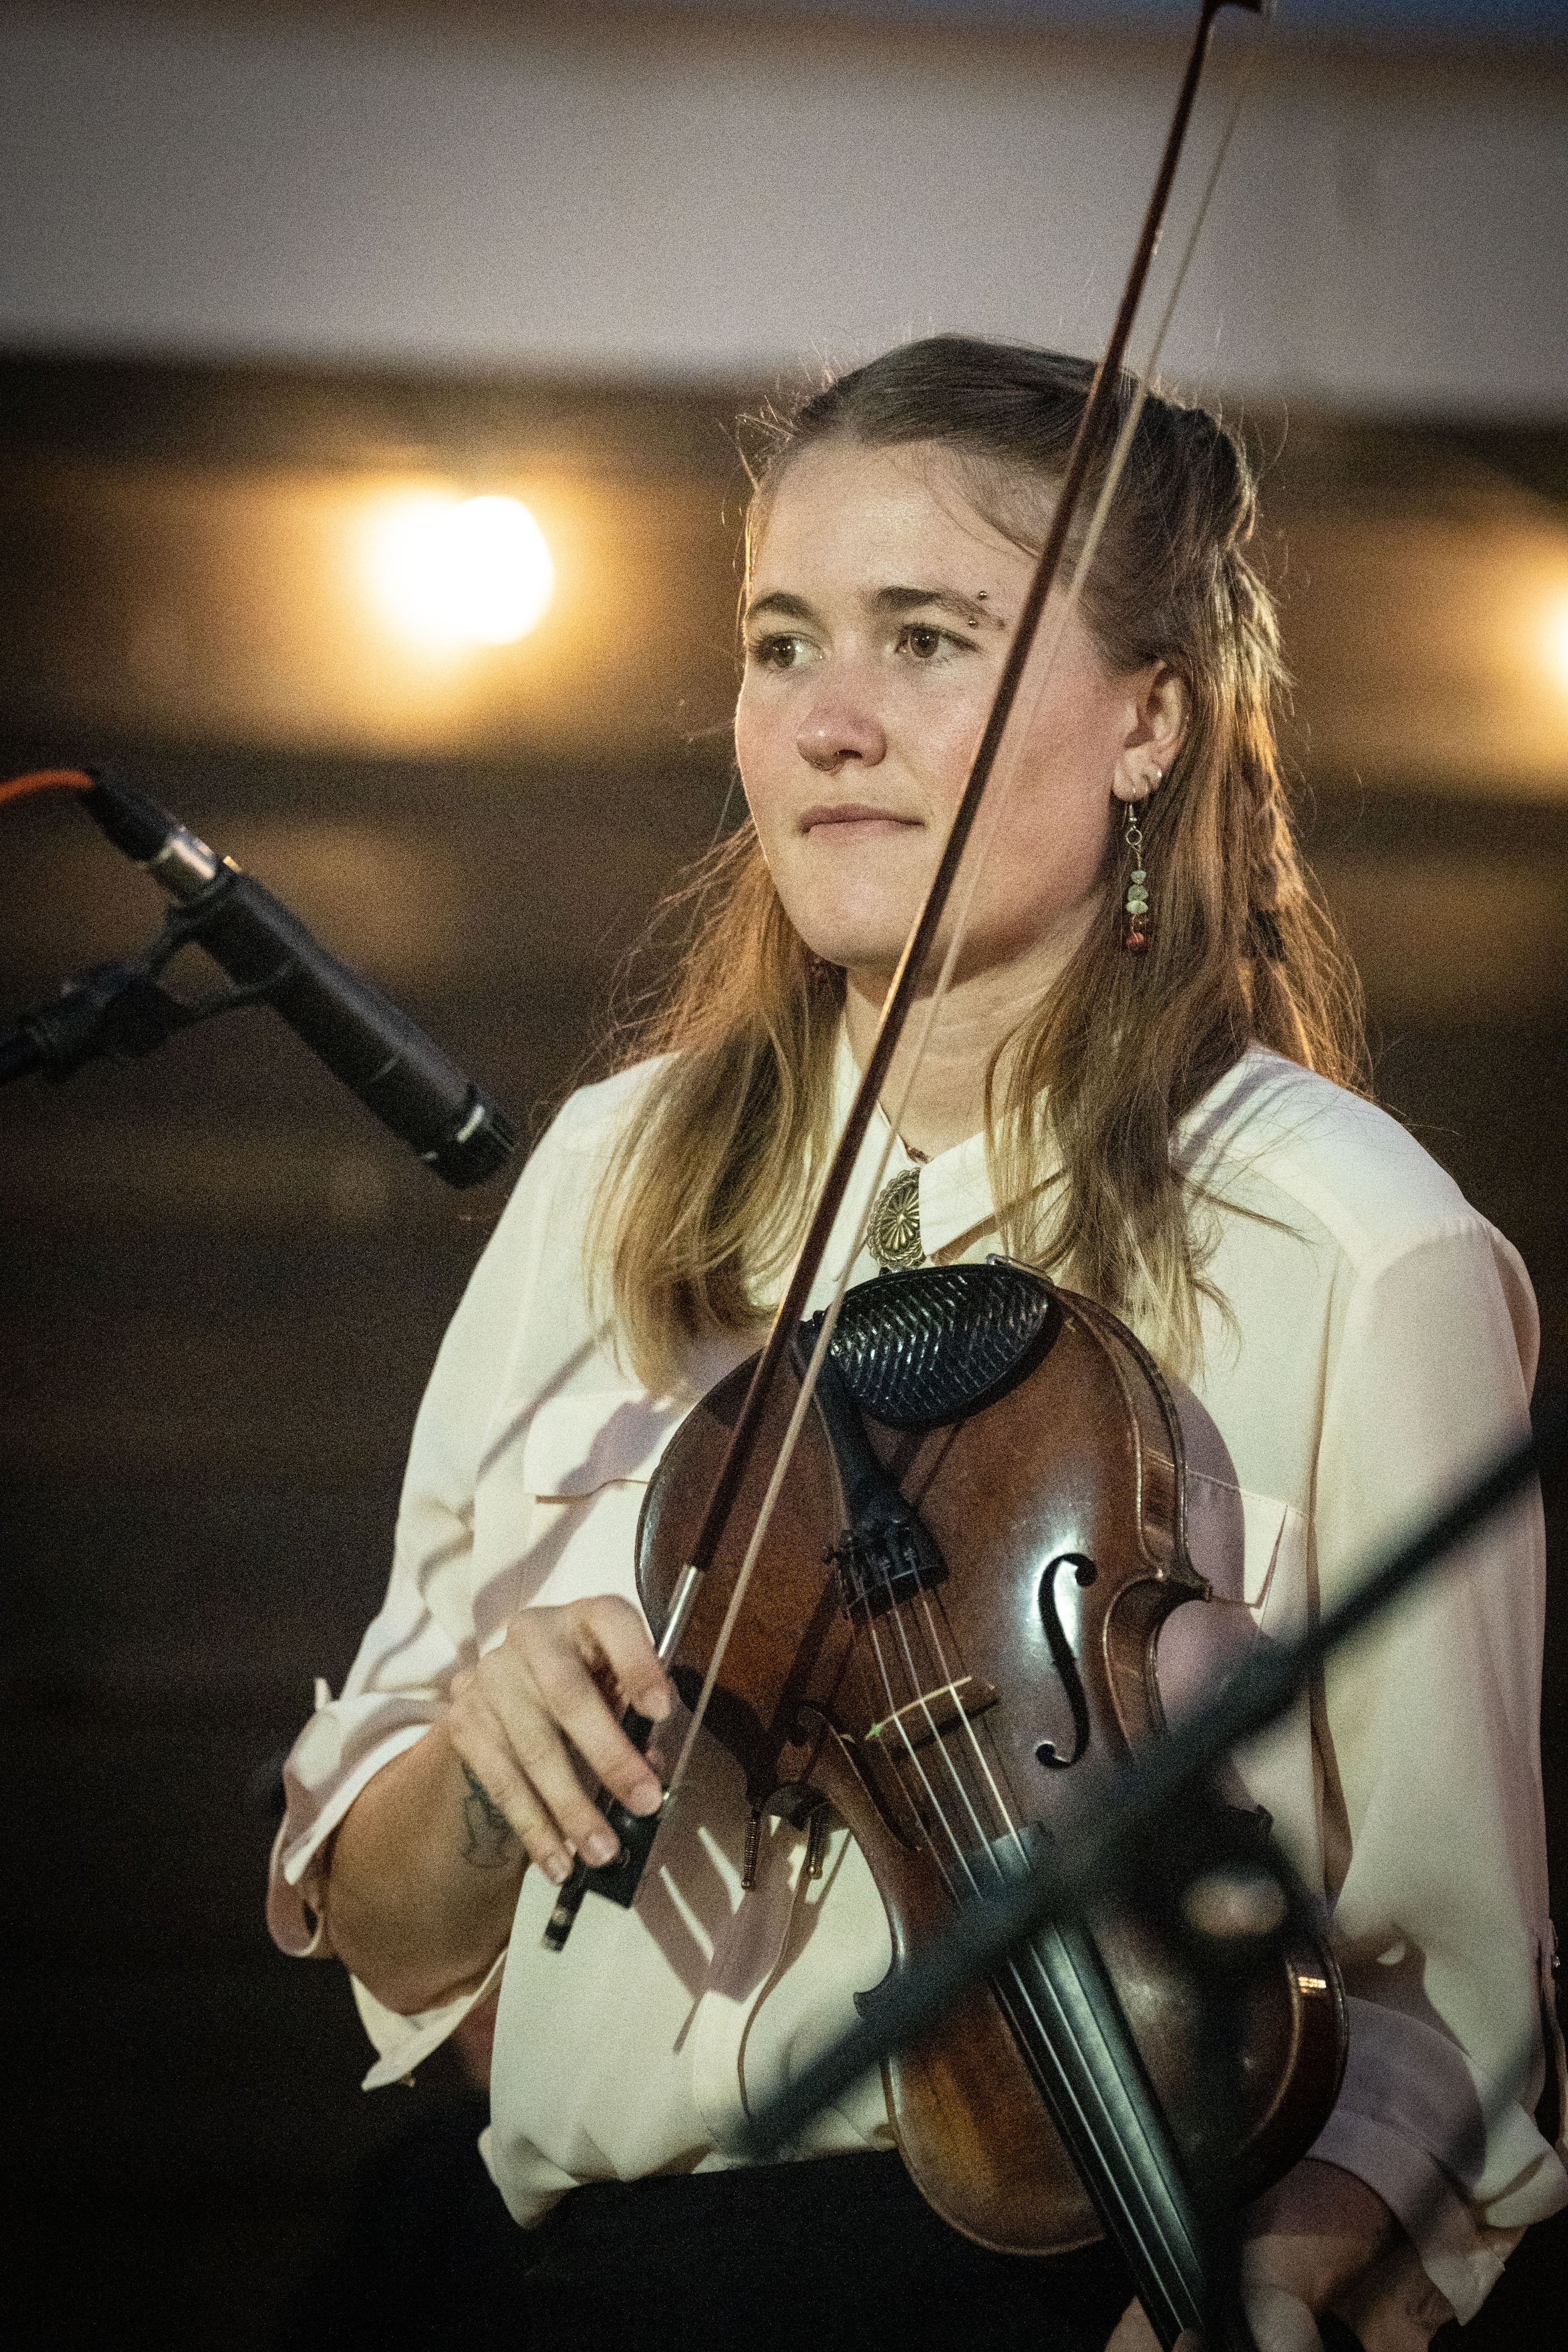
[439,1057,672,1316]
[1183,1049,1539,1448]
[1183,1048,1517,1282]
[407,1061,677,1438]
[535,1056,673,1168]
[476,1057,672,1235]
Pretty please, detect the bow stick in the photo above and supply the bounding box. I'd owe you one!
[545,0,1276,1943]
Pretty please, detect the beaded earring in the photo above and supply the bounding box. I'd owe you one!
[1121,793,1154,955]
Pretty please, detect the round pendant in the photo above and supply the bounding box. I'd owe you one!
[866,1168,923,1271]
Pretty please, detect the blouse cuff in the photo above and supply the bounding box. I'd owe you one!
[266,1719,433,1957]
[1310,2105,1509,2323]
[353,1950,509,2090]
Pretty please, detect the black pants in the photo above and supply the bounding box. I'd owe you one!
[527,2146,1135,2351]
[282,2100,1363,2352]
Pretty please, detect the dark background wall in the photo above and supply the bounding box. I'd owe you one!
[1,351,1565,2348]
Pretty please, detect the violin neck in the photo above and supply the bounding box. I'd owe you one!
[985,1861,1217,2351]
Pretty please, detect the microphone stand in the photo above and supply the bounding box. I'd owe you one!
[2,766,516,1185]
[0,903,282,1087]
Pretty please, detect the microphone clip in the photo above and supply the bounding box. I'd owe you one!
[2,898,282,1087]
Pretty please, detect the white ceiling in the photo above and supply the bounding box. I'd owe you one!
[0,1,1563,411]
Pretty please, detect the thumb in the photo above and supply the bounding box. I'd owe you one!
[1244,2287,1325,2352]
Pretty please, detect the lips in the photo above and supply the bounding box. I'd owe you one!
[798,803,921,833]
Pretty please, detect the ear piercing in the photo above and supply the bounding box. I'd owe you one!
[1122,799,1151,956]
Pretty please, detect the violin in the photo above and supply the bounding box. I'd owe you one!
[628,1261,1347,2344]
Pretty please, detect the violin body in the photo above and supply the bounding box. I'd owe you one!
[635,1269,1346,2257]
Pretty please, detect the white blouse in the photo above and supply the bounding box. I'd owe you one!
[270,1037,1567,2328]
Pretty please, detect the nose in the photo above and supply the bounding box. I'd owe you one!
[795,692,887,774]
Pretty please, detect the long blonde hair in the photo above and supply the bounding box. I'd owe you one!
[593,338,1366,1395]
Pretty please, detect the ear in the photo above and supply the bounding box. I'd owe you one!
[1110,662,1188,805]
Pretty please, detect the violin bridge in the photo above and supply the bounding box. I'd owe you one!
[862,1675,1000,1753]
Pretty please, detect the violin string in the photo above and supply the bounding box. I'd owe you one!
[854,1580,978,1874]
[867,1621,1195,2289]
[831,1449,1036,1890]
[856,1540,1028,1908]
[879,1585,1013,1871]
[866,1604,1184,2278]
[659,17,1267,1823]
[864,1683,979,1900]
[865,1604,994,1884]
[913,1589,1031,1865]
[849,1532,1014,1905]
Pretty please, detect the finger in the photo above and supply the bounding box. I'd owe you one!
[466,1647,629,1869]
[448,1692,574,1885]
[517,1603,670,1813]
[505,1652,661,1863]
[1104,2300,1166,2351]
[572,1594,677,1725]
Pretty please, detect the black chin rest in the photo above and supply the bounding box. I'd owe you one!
[801,1259,1058,1432]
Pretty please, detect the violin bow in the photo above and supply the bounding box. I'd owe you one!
[546,0,1275,1917]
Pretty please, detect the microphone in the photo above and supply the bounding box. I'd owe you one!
[34,768,517,1188]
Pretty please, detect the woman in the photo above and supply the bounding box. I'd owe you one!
[270,339,1564,2351]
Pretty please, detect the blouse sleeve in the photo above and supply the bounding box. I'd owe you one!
[1306,1213,1567,2319]
[264,1099,567,1962]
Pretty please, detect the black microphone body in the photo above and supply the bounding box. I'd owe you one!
[188,869,512,1183]
[20,769,518,1188]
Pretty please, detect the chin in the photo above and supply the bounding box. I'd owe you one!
[791,921,911,980]
[778,891,919,980]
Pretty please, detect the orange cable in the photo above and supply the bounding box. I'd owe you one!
[0,768,93,806]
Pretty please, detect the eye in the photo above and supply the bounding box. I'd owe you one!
[748,631,813,671]
[895,622,973,664]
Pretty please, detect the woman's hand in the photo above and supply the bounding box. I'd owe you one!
[445,1596,677,1886]
[1107,2299,1318,2352]
[1105,2158,1399,2351]
[323,1594,677,2013]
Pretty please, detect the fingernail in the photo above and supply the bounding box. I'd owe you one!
[646,1684,673,1723]
[586,1829,621,1866]
[542,1851,571,1885]
[628,1776,663,1817]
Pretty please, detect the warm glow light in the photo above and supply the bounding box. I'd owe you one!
[1547,596,1568,693]
[370,493,555,646]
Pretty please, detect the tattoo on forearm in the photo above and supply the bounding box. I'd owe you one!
[459,1763,519,1871]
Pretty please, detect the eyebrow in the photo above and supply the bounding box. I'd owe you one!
[744,585,1006,630]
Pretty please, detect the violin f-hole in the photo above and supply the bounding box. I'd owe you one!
[1034,1554,1097,1770]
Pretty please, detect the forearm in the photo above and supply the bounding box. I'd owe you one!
[322,1719,525,2014]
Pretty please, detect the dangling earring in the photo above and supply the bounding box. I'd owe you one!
[1121,793,1154,955]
